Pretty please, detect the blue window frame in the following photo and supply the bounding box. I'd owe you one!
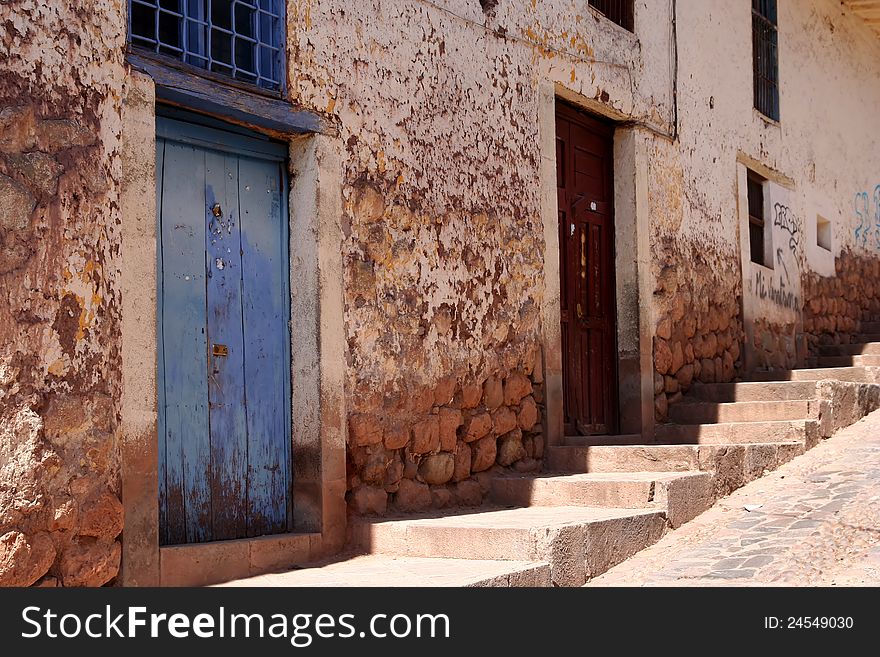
[128,0,284,92]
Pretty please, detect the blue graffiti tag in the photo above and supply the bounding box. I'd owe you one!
[854,191,871,248]
[874,185,880,251]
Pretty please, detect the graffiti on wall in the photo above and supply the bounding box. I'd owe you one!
[773,203,799,252]
[752,201,799,313]
[854,185,880,249]
[755,267,799,311]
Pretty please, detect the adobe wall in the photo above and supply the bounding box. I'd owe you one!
[0,1,126,586]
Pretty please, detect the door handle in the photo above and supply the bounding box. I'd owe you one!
[576,303,584,319]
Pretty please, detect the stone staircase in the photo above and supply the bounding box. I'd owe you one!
[220,329,880,588]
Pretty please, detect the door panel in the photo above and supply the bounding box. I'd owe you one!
[205,150,249,540]
[157,118,291,544]
[158,140,211,544]
[556,103,618,435]
[238,156,291,536]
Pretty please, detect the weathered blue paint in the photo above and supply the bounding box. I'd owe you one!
[157,116,292,544]
[205,150,249,538]
[157,113,289,161]
[239,156,291,536]
[158,140,211,544]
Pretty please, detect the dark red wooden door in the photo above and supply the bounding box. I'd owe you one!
[556,103,618,435]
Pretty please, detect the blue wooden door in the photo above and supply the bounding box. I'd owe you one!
[156,116,292,544]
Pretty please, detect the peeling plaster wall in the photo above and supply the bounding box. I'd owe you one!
[0,1,126,586]
[286,0,674,512]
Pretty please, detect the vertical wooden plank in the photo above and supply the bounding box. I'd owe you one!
[205,151,249,539]
[156,137,169,545]
[239,156,290,536]
[159,141,211,544]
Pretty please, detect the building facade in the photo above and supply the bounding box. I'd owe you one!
[1,0,879,586]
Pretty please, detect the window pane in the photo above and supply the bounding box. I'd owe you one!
[747,176,764,220]
[749,222,765,265]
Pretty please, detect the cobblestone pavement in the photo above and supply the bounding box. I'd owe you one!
[588,409,880,587]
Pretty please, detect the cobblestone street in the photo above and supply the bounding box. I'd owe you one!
[589,408,880,587]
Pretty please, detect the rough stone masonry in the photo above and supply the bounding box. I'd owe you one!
[0,1,126,587]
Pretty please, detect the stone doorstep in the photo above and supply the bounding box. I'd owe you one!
[563,433,644,446]
[488,471,712,528]
[216,555,551,588]
[654,419,818,446]
[668,399,818,424]
[160,532,321,586]
[349,506,668,587]
[689,380,818,403]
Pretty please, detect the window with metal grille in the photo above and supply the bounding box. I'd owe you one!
[588,0,634,32]
[128,1,284,92]
[752,0,779,121]
[747,171,771,266]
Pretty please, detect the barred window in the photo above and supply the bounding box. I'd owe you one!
[747,171,771,267]
[129,0,284,92]
[588,0,634,32]
[752,0,779,121]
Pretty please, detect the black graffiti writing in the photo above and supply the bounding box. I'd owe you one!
[773,203,799,252]
[775,248,790,285]
[755,269,799,311]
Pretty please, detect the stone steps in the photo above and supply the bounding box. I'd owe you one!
[489,471,712,528]
[564,433,643,446]
[654,419,819,446]
[217,554,551,587]
[217,350,880,588]
[749,366,880,383]
[854,334,880,343]
[546,441,804,475]
[668,399,818,424]
[688,380,818,402]
[816,354,880,367]
[350,506,669,586]
[818,342,880,356]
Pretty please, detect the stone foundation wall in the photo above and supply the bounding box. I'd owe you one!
[751,318,799,371]
[803,251,880,355]
[347,353,545,515]
[652,236,744,421]
[0,2,125,586]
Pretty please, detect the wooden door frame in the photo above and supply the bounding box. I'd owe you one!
[556,100,620,436]
[118,71,348,586]
[538,82,656,446]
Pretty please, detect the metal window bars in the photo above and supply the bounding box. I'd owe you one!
[129,0,284,92]
[588,0,635,32]
[752,0,779,121]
